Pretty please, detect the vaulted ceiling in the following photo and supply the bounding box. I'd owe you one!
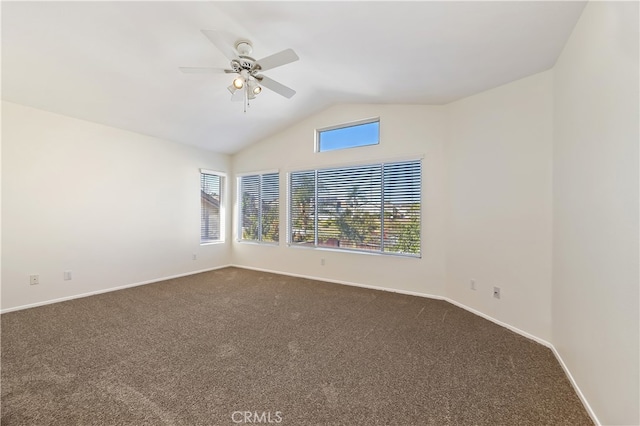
[1,1,586,154]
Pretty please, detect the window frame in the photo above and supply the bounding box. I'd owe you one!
[315,117,380,153]
[287,158,422,258]
[237,170,280,245]
[200,169,226,245]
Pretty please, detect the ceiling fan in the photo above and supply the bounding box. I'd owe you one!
[180,30,299,109]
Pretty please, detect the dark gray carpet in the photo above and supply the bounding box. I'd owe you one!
[1,267,592,425]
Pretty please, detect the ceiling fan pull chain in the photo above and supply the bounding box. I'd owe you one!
[244,87,248,113]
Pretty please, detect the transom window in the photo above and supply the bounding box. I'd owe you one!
[239,172,279,243]
[289,160,421,256]
[201,170,225,244]
[316,118,380,152]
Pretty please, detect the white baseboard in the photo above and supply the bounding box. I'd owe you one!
[444,300,598,424]
[0,265,232,314]
[230,263,446,301]
[443,297,553,348]
[232,263,549,344]
[231,264,600,426]
[550,345,601,425]
[2,263,601,425]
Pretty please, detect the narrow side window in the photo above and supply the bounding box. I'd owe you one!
[201,171,224,244]
[239,172,279,243]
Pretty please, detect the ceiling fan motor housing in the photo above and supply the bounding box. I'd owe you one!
[235,41,253,56]
[230,58,260,74]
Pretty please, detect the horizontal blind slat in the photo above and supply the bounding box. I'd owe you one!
[289,160,420,256]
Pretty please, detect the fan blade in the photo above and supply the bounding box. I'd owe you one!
[179,67,229,74]
[231,88,244,102]
[201,30,238,60]
[258,75,296,99]
[256,48,299,71]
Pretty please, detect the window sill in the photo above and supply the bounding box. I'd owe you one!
[286,243,421,259]
[200,241,225,246]
[236,240,280,247]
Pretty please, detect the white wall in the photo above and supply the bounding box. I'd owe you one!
[3,3,638,421]
[445,71,554,342]
[232,71,556,344]
[1,101,232,311]
[231,78,555,343]
[552,2,639,425]
[232,104,448,297]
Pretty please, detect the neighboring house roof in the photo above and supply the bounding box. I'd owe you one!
[201,191,219,209]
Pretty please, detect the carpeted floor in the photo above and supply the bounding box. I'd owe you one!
[1,267,592,425]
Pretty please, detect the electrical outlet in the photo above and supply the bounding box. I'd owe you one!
[493,286,501,299]
[63,271,72,281]
[320,258,326,266]
[30,274,39,285]
[470,279,476,290]
[192,253,197,261]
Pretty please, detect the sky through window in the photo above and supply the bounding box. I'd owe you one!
[317,120,379,152]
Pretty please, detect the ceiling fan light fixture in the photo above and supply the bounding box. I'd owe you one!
[232,77,244,89]
[253,85,262,95]
[227,85,237,95]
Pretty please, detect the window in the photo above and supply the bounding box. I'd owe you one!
[316,118,379,152]
[289,160,421,256]
[201,170,225,244]
[239,172,279,243]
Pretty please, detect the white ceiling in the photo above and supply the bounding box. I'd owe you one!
[2,1,586,154]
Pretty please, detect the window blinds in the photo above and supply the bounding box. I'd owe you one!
[239,172,279,243]
[201,172,223,243]
[289,160,421,256]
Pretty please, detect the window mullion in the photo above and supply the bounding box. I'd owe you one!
[314,169,319,247]
[380,164,385,253]
[257,175,263,241]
